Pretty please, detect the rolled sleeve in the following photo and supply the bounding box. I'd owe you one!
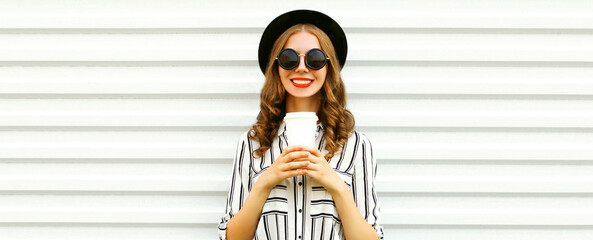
[218,132,252,240]
[354,133,384,239]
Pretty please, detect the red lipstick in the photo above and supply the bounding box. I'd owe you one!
[290,77,314,88]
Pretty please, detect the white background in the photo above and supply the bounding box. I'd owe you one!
[1,0,593,239]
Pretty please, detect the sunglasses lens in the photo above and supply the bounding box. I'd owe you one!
[277,49,299,70]
[306,49,327,69]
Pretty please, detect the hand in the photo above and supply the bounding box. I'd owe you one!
[255,145,311,191]
[299,146,348,195]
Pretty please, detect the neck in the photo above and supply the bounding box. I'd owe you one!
[285,93,321,113]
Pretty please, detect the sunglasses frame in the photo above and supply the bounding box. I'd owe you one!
[275,48,330,70]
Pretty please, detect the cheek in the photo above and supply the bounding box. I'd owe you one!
[315,69,328,83]
[278,68,289,81]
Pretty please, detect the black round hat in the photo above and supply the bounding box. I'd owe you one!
[258,9,348,74]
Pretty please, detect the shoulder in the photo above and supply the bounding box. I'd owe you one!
[233,130,251,149]
[236,130,250,143]
[349,130,373,145]
[236,129,262,148]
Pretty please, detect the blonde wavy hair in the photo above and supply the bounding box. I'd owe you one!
[250,24,355,160]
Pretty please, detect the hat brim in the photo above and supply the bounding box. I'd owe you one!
[258,9,348,74]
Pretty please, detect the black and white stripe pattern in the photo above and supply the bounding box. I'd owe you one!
[218,123,384,239]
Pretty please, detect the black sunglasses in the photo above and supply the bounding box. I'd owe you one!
[275,48,329,70]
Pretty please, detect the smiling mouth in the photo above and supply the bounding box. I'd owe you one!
[290,77,314,88]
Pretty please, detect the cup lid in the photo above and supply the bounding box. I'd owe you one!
[284,112,318,120]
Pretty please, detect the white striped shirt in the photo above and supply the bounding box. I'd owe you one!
[218,123,384,240]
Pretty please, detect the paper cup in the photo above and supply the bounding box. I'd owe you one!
[283,112,318,147]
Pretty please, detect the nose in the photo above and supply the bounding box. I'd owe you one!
[294,55,309,73]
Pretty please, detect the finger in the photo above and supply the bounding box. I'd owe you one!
[275,151,306,164]
[283,169,307,178]
[283,151,311,162]
[301,162,322,171]
[297,153,326,166]
[279,161,310,171]
[302,169,316,179]
[279,145,305,157]
[300,146,324,158]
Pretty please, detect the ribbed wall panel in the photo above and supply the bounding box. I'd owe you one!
[1,33,592,62]
[1,0,592,239]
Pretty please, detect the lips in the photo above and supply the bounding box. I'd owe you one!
[290,77,314,88]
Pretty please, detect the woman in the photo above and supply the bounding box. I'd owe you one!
[218,9,383,240]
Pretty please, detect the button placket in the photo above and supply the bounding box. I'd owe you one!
[295,175,304,240]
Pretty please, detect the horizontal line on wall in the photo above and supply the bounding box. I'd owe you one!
[0,93,259,99]
[0,223,592,229]
[0,222,209,227]
[1,126,593,133]
[1,28,593,35]
[0,61,257,67]
[380,159,593,166]
[379,192,593,198]
[0,126,251,132]
[1,60,593,68]
[357,127,593,133]
[350,61,593,68]
[1,93,593,100]
[0,158,233,164]
[1,158,591,166]
[0,28,264,34]
[349,93,593,100]
[4,190,593,198]
[0,190,222,196]
[348,28,593,35]
[388,224,593,229]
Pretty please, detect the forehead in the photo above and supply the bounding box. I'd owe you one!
[283,31,321,52]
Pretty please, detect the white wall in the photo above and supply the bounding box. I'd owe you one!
[1,0,593,239]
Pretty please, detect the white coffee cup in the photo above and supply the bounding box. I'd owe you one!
[283,112,318,147]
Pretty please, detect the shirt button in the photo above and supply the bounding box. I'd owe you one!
[298,209,302,213]
[298,182,303,186]
[298,236,302,239]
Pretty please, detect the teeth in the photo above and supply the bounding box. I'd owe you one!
[292,80,312,84]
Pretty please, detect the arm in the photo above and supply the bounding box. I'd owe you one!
[225,182,272,240]
[329,181,379,240]
[351,135,384,238]
[301,139,383,240]
[218,134,250,240]
[224,145,311,240]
